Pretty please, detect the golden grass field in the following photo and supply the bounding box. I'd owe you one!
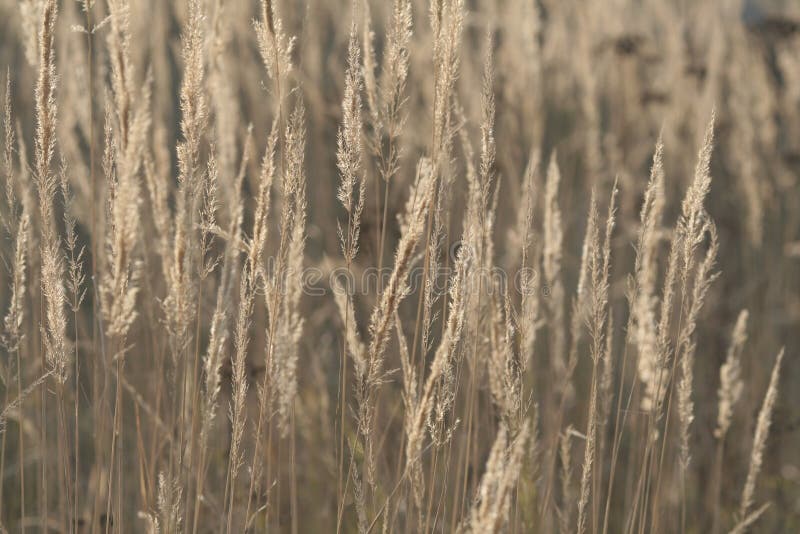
[0,0,798,532]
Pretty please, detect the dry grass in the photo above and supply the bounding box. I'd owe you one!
[0,0,798,532]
